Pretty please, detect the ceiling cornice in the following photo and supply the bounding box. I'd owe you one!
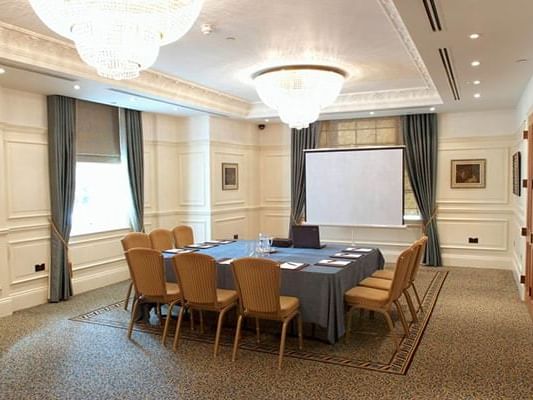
[0,22,251,117]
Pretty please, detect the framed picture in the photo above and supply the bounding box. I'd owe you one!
[451,159,486,188]
[222,163,239,190]
[513,152,521,196]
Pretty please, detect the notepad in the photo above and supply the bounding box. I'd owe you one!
[205,240,234,245]
[163,248,196,254]
[344,247,373,253]
[186,244,215,249]
[316,259,351,267]
[280,262,304,270]
[332,252,362,259]
[217,258,234,265]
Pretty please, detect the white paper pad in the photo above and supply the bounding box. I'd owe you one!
[329,260,351,266]
[163,248,194,254]
[334,253,361,259]
[218,258,234,265]
[187,244,212,249]
[281,262,303,270]
[356,248,373,252]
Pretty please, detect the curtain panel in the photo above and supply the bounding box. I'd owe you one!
[289,122,320,237]
[47,95,76,302]
[402,114,442,266]
[123,109,144,232]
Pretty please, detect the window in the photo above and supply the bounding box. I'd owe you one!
[71,100,131,236]
[319,117,420,217]
[71,162,131,235]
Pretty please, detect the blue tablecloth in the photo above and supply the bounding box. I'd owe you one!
[164,241,384,343]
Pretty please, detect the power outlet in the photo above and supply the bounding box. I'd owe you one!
[233,234,239,240]
[468,237,479,244]
[34,263,45,272]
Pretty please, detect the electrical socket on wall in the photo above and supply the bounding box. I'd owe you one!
[233,234,239,239]
[468,237,479,244]
[34,263,45,272]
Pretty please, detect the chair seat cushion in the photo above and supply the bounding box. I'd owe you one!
[345,286,389,307]
[358,277,392,291]
[216,289,238,307]
[279,296,299,317]
[372,269,394,280]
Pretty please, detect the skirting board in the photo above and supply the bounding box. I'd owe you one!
[0,263,130,318]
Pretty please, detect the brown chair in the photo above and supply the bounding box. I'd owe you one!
[344,246,414,351]
[371,236,428,311]
[149,228,174,251]
[357,238,424,324]
[121,232,152,311]
[231,257,303,369]
[125,248,181,345]
[172,225,195,248]
[171,253,238,357]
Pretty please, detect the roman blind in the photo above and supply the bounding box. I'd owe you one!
[76,100,120,163]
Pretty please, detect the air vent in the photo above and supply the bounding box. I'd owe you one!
[423,0,442,31]
[438,48,460,101]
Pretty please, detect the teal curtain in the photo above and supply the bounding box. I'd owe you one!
[124,109,144,232]
[402,114,442,266]
[289,122,320,237]
[47,95,76,302]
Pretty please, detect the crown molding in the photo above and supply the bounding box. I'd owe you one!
[0,22,250,118]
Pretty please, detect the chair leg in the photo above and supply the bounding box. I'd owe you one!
[379,310,399,351]
[403,289,418,323]
[199,310,204,335]
[278,319,289,369]
[411,283,424,311]
[162,301,178,346]
[232,314,243,362]
[345,306,355,342]
[124,281,133,311]
[173,305,186,351]
[190,309,195,332]
[255,318,261,344]
[214,307,230,358]
[156,303,162,325]
[127,298,139,339]
[394,300,409,336]
[297,313,303,350]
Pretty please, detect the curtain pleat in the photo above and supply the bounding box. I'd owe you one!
[289,122,320,237]
[47,95,76,302]
[124,109,144,232]
[402,114,442,266]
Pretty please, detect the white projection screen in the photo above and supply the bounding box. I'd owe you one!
[305,147,404,227]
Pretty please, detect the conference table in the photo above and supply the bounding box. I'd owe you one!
[162,240,384,344]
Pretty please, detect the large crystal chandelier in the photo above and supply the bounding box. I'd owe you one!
[253,65,346,129]
[29,0,204,80]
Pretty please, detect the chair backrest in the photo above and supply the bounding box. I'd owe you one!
[121,232,151,251]
[172,225,194,248]
[173,253,217,306]
[232,257,280,315]
[149,228,174,251]
[410,236,428,283]
[389,246,415,302]
[125,248,167,297]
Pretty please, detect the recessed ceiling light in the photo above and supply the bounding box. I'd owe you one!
[471,60,481,67]
[469,33,480,39]
[429,107,436,112]
[264,119,269,122]
[201,23,213,35]
[473,80,481,85]
[0,67,5,74]
[369,111,375,115]
[225,36,236,41]
[473,93,481,98]
[516,58,528,63]
[73,84,81,90]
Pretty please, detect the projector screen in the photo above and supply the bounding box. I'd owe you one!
[305,146,404,227]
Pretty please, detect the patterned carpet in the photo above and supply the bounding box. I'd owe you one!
[70,271,448,375]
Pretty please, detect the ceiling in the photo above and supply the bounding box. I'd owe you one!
[0,0,531,119]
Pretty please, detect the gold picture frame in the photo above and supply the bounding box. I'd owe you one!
[222,163,238,190]
[451,159,486,188]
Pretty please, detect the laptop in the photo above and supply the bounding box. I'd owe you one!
[291,225,326,249]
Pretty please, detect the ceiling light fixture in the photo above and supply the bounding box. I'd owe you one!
[201,23,213,35]
[28,0,204,80]
[469,33,480,39]
[369,111,375,115]
[429,107,436,112]
[0,67,5,74]
[252,65,346,130]
[473,80,481,85]
[73,84,81,90]
[471,60,481,67]
[473,93,481,98]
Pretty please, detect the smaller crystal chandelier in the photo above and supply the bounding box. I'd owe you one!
[252,65,347,129]
[29,0,204,80]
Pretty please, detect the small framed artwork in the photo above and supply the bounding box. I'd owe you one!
[451,159,486,189]
[222,163,239,190]
[512,152,521,196]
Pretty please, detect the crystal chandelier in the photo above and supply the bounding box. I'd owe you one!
[252,65,346,129]
[29,0,204,80]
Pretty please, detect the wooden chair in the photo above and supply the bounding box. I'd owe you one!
[371,236,428,311]
[172,225,194,248]
[121,232,152,311]
[231,257,303,369]
[125,248,181,346]
[171,253,238,357]
[344,246,414,351]
[149,228,174,251]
